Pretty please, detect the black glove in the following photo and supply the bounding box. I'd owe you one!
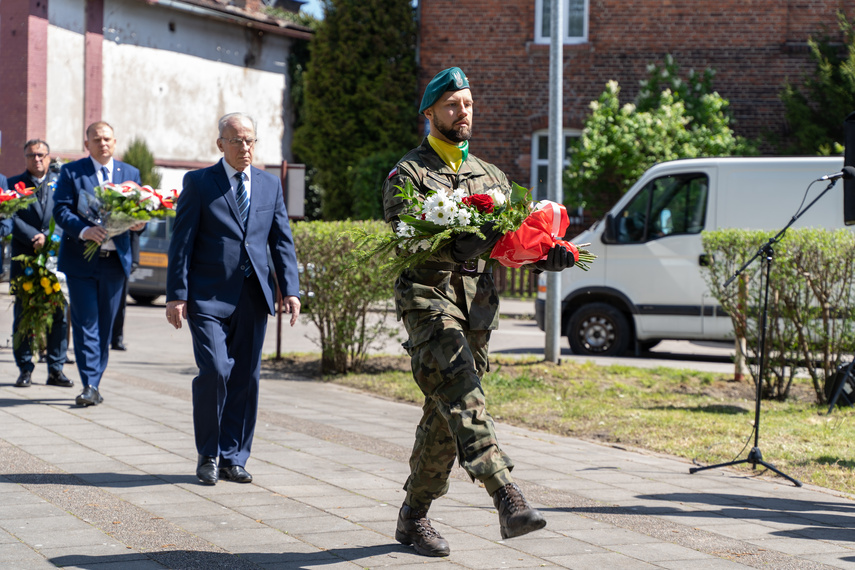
[451,221,503,263]
[533,245,575,272]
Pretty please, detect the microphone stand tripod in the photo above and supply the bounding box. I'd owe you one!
[688,176,842,487]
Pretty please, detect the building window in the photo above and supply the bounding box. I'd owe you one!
[530,130,581,203]
[535,0,588,45]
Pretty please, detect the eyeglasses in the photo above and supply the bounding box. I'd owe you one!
[25,153,48,159]
[220,137,257,148]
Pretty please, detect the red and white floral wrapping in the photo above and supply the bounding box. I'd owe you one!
[490,200,579,268]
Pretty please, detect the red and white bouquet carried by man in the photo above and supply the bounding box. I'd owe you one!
[370,180,594,273]
[78,181,178,261]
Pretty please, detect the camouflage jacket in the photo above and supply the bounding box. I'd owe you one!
[382,138,511,332]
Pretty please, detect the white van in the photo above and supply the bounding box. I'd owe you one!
[534,156,850,356]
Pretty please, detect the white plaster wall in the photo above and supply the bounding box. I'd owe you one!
[101,0,293,166]
[102,42,287,165]
[46,0,295,166]
[47,0,86,153]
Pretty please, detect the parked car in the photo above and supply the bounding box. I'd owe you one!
[535,156,851,356]
[128,218,171,304]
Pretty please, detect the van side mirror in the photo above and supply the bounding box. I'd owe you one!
[602,213,617,244]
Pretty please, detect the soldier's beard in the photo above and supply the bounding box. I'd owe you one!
[434,118,472,143]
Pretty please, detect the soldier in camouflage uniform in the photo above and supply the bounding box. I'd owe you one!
[383,67,574,557]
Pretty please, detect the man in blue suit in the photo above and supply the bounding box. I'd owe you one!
[53,122,144,407]
[166,112,301,486]
[9,139,73,389]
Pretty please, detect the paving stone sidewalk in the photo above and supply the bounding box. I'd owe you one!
[1,292,854,569]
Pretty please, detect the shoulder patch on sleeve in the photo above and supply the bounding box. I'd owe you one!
[387,167,398,180]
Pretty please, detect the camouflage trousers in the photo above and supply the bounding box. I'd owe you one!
[401,310,514,509]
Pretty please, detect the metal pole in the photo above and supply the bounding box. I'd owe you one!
[545,0,563,362]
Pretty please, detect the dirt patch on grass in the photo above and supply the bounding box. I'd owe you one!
[263,354,411,381]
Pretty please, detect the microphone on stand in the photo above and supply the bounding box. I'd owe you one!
[818,166,855,181]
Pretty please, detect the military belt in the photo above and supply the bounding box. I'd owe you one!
[415,260,492,274]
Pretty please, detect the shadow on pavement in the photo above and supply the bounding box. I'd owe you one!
[548,492,855,537]
[50,543,409,569]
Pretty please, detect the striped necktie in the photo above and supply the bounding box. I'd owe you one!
[101,166,110,185]
[235,171,249,226]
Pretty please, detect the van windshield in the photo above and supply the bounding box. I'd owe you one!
[617,173,708,243]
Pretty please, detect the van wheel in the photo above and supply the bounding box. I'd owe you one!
[567,303,630,356]
[130,294,157,305]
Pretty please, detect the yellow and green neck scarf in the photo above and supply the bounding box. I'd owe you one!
[428,135,469,173]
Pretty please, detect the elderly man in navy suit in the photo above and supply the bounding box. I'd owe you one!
[9,139,73,389]
[166,112,301,486]
[53,122,144,407]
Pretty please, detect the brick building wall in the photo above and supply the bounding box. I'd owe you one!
[0,0,50,176]
[418,0,850,188]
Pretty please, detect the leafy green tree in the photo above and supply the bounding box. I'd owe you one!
[778,12,855,155]
[292,0,419,220]
[122,138,162,188]
[565,58,756,217]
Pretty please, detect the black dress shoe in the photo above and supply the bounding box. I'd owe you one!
[111,341,127,351]
[219,465,252,483]
[47,370,74,388]
[75,386,103,406]
[196,455,218,485]
[14,371,32,388]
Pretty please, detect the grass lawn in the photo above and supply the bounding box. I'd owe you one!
[264,353,855,496]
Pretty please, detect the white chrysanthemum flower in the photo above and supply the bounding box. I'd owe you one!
[396,222,415,238]
[426,205,456,226]
[452,188,466,202]
[424,189,452,212]
[456,208,472,226]
[486,189,506,207]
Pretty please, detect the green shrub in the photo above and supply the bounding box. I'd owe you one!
[291,219,398,373]
[777,12,855,155]
[121,138,162,188]
[702,228,855,402]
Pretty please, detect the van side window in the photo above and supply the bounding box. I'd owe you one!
[617,173,708,243]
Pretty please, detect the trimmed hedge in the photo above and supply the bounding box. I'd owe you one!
[702,228,855,402]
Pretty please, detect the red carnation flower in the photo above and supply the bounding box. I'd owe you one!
[462,193,494,214]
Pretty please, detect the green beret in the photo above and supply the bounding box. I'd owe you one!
[419,67,470,114]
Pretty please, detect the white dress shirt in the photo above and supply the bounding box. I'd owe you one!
[221,158,252,205]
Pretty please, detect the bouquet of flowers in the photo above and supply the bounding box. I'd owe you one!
[362,180,594,273]
[10,221,65,351]
[78,182,178,261]
[0,181,37,218]
[491,200,593,269]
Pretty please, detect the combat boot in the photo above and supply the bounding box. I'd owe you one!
[492,482,547,539]
[395,503,450,557]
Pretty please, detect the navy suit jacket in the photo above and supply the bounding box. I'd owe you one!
[166,161,300,318]
[8,171,59,278]
[53,158,141,278]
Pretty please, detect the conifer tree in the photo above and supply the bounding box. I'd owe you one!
[293,0,419,220]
